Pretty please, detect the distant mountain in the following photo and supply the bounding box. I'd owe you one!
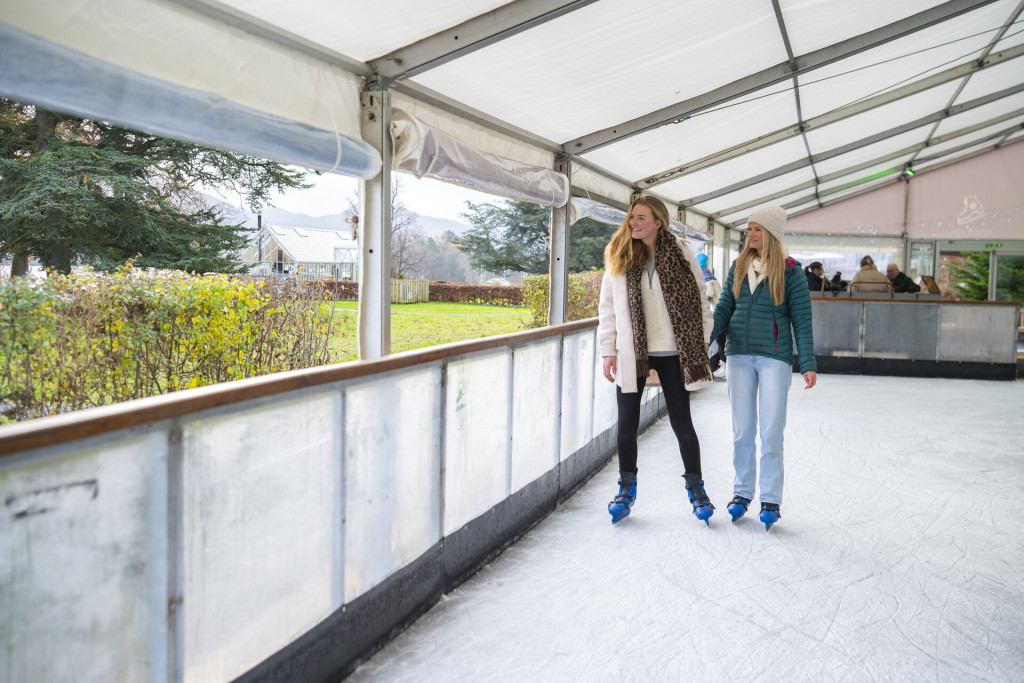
[415,214,470,237]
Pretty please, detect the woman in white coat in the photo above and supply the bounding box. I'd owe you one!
[597,196,715,525]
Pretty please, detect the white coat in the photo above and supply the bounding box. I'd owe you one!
[597,237,714,394]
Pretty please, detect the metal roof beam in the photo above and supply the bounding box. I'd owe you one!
[913,0,1024,158]
[725,136,1024,227]
[642,42,1024,188]
[563,0,1000,154]
[681,82,1024,207]
[711,108,1024,218]
[371,0,600,79]
[778,139,1020,224]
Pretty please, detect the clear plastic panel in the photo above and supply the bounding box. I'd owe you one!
[510,340,561,492]
[444,350,511,534]
[344,367,442,602]
[412,0,786,144]
[0,434,165,682]
[581,89,798,183]
[592,345,619,437]
[560,330,596,461]
[182,392,340,683]
[4,0,365,143]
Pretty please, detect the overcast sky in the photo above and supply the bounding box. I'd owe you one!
[263,170,498,221]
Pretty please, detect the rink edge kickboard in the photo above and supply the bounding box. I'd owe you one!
[810,355,1017,380]
[233,393,668,682]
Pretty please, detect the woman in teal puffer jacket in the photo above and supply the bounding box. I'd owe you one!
[709,206,817,531]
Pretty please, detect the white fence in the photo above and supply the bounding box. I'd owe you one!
[0,320,660,682]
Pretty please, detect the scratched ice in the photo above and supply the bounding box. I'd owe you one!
[350,374,1024,682]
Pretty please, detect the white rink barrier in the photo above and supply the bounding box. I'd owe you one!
[0,319,664,683]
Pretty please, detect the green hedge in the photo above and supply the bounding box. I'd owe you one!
[522,271,603,328]
[317,280,524,306]
[0,266,339,422]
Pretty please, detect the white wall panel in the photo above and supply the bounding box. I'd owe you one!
[0,434,166,683]
[560,330,596,461]
[443,351,511,533]
[344,367,441,602]
[182,393,339,683]
[510,340,560,492]
[592,346,619,437]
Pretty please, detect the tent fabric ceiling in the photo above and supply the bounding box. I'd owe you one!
[2,0,1023,230]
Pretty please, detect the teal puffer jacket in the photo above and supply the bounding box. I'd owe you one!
[710,257,817,373]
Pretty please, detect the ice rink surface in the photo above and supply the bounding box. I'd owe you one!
[350,374,1024,682]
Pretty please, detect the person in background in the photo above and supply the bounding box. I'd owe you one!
[597,196,716,526]
[804,261,832,293]
[849,255,891,294]
[886,263,921,293]
[697,252,727,376]
[709,206,817,532]
[830,271,847,292]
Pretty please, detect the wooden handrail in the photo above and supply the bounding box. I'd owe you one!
[0,319,597,457]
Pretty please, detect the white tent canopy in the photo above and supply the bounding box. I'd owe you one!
[4,0,1022,224]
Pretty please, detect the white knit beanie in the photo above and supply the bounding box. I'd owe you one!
[747,206,787,243]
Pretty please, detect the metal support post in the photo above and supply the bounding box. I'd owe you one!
[547,155,571,326]
[358,79,393,358]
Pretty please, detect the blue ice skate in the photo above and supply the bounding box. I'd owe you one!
[683,474,714,526]
[727,495,751,522]
[759,502,781,531]
[608,472,637,524]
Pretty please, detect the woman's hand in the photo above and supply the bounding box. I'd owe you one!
[602,356,617,383]
[803,371,817,389]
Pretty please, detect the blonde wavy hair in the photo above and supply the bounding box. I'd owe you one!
[733,226,787,306]
[604,196,672,277]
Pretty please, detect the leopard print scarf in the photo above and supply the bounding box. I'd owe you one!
[626,229,712,387]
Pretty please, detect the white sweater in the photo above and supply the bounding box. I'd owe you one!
[597,238,713,394]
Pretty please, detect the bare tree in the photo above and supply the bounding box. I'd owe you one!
[348,177,426,278]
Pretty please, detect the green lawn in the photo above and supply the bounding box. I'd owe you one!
[328,301,531,362]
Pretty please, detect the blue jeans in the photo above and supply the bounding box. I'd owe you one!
[726,355,792,505]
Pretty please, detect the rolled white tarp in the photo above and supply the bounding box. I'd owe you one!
[0,2,380,179]
[390,109,569,207]
[569,197,626,226]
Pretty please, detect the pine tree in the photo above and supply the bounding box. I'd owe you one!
[0,98,308,274]
[948,251,989,300]
[456,199,615,275]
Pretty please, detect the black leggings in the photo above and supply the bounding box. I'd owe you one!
[615,354,701,476]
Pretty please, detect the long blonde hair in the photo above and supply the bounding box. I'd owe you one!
[733,227,787,305]
[604,196,671,276]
